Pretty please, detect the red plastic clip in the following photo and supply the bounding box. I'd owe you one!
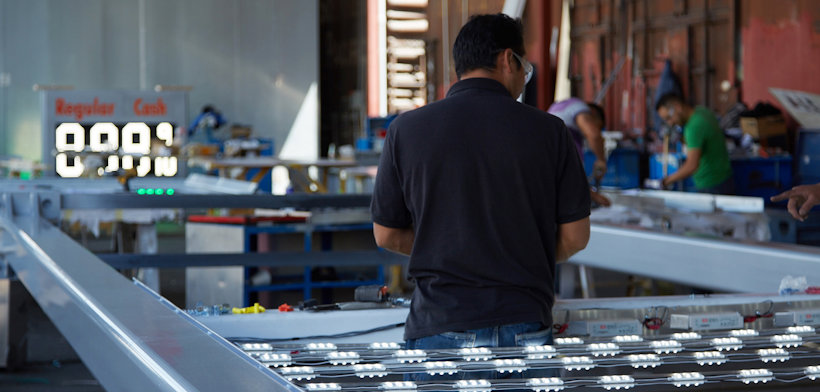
[643,317,663,330]
[744,312,773,323]
[278,303,294,312]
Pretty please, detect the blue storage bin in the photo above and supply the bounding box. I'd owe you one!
[361,115,398,152]
[797,129,820,185]
[584,148,640,189]
[731,156,792,201]
[648,153,695,191]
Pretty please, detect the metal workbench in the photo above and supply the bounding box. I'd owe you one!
[2,178,820,390]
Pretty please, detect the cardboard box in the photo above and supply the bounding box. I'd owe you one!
[230,125,253,139]
[740,115,787,140]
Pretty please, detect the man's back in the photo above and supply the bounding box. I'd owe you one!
[547,98,590,156]
[547,97,589,130]
[372,78,590,339]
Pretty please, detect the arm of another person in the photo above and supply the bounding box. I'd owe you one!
[373,223,415,256]
[554,120,592,261]
[662,148,701,187]
[556,217,590,262]
[590,189,611,207]
[576,112,607,179]
[771,183,820,221]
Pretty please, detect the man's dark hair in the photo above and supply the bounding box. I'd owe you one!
[453,14,525,79]
[586,102,605,125]
[655,93,685,111]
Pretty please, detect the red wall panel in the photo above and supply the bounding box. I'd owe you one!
[741,0,820,127]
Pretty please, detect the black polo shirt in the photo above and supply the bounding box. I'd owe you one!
[371,78,590,340]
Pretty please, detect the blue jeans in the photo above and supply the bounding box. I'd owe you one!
[405,322,558,385]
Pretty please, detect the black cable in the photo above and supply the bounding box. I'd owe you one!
[228,322,406,343]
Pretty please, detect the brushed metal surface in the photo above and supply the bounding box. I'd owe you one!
[573,224,820,293]
[185,223,245,309]
[0,214,298,391]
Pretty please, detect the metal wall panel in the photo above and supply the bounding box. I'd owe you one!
[0,0,318,161]
[569,0,737,134]
[46,1,106,90]
[2,0,50,159]
[246,0,319,157]
[0,1,4,157]
[424,0,507,101]
[740,0,820,127]
[568,0,820,137]
[185,222,245,309]
[101,0,141,89]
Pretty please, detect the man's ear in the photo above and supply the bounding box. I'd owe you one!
[497,48,513,74]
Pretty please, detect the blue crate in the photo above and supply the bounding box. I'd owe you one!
[797,129,820,185]
[584,148,640,189]
[648,153,695,191]
[731,156,792,201]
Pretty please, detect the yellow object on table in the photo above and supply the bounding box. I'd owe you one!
[232,302,266,314]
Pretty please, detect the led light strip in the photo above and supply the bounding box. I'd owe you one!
[668,372,705,387]
[278,369,820,391]
[587,342,621,357]
[394,349,427,363]
[257,347,818,378]
[628,354,661,368]
[327,351,360,365]
[259,328,820,360]
[246,329,820,389]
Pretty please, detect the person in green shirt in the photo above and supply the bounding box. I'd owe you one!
[655,93,734,194]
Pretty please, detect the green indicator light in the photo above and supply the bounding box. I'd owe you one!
[156,188,164,195]
[137,189,146,195]
[167,189,175,195]
[146,188,155,195]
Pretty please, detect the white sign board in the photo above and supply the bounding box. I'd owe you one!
[770,88,820,130]
[41,90,187,177]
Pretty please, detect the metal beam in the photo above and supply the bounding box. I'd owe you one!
[0,178,373,210]
[571,224,820,293]
[61,193,372,210]
[98,250,408,269]
[0,207,299,391]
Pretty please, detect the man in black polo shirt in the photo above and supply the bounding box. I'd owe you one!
[371,13,591,381]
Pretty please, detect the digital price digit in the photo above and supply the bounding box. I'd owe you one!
[56,153,85,178]
[154,156,178,177]
[105,155,119,173]
[156,122,174,146]
[122,122,151,155]
[89,122,118,152]
[55,123,85,152]
[55,123,85,177]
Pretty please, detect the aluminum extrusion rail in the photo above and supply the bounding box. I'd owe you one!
[0,213,300,391]
[572,224,820,293]
[61,192,372,210]
[99,250,407,269]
